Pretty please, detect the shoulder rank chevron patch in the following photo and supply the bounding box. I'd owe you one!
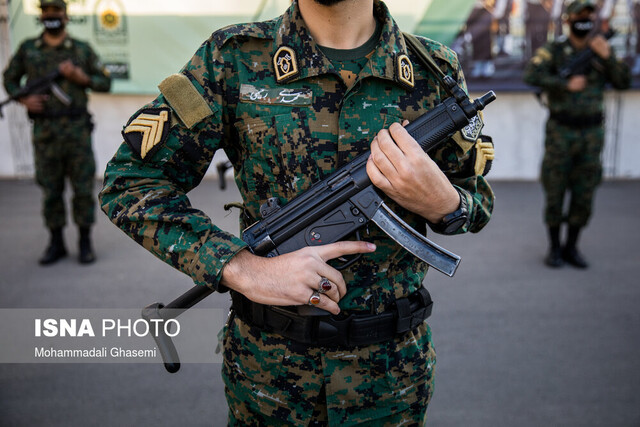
[122,108,171,161]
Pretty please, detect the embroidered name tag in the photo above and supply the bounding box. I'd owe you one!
[240,84,312,106]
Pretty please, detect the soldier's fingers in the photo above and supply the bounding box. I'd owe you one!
[375,129,407,169]
[389,122,423,157]
[315,276,341,303]
[307,291,341,315]
[314,266,347,299]
[366,155,393,191]
[316,241,376,263]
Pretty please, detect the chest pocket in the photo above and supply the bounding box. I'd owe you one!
[234,108,321,218]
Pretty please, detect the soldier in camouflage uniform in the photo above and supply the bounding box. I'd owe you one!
[523,0,630,269]
[3,0,111,265]
[100,0,494,424]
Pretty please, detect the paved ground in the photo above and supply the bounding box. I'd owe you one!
[0,178,639,427]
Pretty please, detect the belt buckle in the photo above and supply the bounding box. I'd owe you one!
[317,315,352,347]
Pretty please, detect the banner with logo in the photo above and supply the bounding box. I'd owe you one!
[7,0,294,93]
[8,0,640,93]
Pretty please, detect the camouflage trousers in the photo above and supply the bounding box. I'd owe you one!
[222,316,436,426]
[541,119,604,227]
[32,115,96,229]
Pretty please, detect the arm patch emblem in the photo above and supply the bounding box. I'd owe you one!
[122,108,171,161]
[461,113,484,142]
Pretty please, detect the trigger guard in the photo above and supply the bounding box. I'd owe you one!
[335,231,363,270]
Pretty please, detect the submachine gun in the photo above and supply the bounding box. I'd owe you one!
[0,70,71,118]
[142,75,496,373]
[558,29,615,79]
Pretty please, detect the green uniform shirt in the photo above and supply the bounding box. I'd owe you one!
[3,33,111,112]
[100,0,494,313]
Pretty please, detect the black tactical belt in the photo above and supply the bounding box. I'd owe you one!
[29,108,88,119]
[549,112,603,128]
[230,287,433,348]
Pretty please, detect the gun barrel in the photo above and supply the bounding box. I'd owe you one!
[474,91,497,110]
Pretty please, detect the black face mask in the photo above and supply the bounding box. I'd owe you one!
[42,17,65,35]
[570,18,594,38]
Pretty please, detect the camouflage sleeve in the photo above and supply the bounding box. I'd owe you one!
[2,42,27,97]
[84,44,111,92]
[597,50,631,90]
[99,38,247,291]
[433,59,495,235]
[523,44,566,91]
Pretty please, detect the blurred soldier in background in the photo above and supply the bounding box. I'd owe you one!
[523,0,630,268]
[3,0,111,265]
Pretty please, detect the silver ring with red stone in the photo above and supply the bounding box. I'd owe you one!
[308,291,321,306]
[318,277,332,293]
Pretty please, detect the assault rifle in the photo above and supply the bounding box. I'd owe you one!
[558,29,615,79]
[0,69,71,118]
[143,75,496,373]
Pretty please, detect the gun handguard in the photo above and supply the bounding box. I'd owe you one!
[146,77,496,372]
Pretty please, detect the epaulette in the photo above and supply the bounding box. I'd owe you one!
[210,20,276,50]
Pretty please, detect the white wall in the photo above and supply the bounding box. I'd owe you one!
[0,90,638,180]
[479,90,640,180]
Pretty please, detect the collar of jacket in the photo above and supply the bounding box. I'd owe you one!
[35,32,73,50]
[273,0,411,88]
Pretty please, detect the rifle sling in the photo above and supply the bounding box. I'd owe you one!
[402,32,454,97]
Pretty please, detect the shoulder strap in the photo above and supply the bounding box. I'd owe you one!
[402,32,453,97]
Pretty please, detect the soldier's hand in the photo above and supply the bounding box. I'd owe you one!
[367,121,459,223]
[59,60,90,86]
[220,241,376,315]
[567,75,587,92]
[19,94,48,113]
[589,35,611,60]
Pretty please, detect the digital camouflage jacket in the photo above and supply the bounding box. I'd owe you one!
[100,0,494,314]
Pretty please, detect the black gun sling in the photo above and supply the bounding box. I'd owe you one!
[230,287,433,348]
